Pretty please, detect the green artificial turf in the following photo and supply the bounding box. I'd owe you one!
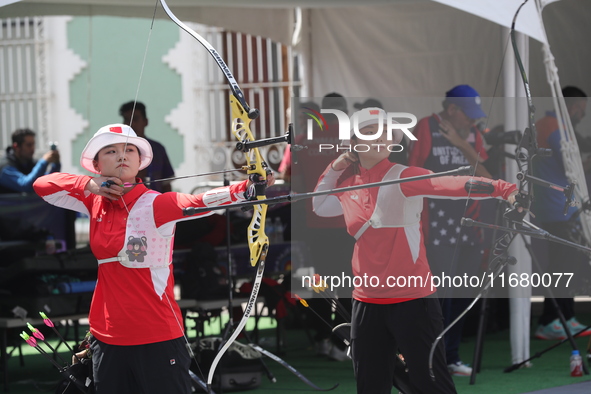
[3,314,591,393]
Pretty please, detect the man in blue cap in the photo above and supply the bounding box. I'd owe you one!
[408,84,492,377]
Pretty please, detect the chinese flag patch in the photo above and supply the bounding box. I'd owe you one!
[109,127,123,133]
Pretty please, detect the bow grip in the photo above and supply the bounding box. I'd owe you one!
[464,180,495,195]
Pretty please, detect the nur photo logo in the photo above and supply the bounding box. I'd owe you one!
[305,107,418,153]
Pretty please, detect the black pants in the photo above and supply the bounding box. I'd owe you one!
[91,336,192,394]
[351,298,457,394]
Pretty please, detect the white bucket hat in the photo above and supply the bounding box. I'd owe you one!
[80,124,153,174]
[347,107,404,144]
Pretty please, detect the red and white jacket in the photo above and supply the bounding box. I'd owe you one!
[34,173,248,346]
[313,159,516,303]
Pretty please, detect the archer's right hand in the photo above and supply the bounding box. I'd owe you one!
[85,176,124,200]
[331,152,358,171]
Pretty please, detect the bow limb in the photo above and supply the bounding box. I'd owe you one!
[159,0,257,119]
[204,97,271,391]
[509,0,537,215]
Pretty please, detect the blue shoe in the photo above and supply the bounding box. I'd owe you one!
[534,319,566,340]
[567,318,591,337]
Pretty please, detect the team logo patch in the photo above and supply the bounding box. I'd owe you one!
[170,359,176,365]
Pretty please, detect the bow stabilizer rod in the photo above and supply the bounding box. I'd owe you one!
[183,165,473,216]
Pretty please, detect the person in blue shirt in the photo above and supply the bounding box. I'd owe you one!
[0,128,60,193]
[532,86,591,340]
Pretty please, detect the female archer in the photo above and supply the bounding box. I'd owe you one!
[312,108,518,394]
[33,124,272,394]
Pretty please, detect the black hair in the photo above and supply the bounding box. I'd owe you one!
[562,86,587,108]
[322,92,348,113]
[11,128,35,146]
[562,86,587,98]
[119,101,147,119]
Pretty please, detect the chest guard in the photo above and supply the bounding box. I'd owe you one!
[98,191,173,269]
[353,164,423,240]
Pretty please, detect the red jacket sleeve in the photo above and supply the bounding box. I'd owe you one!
[33,173,94,215]
[153,180,249,226]
[400,166,516,200]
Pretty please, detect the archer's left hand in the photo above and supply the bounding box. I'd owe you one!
[246,170,275,187]
[507,190,523,212]
[245,170,275,200]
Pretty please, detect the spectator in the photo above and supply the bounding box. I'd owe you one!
[408,84,491,377]
[0,128,60,193]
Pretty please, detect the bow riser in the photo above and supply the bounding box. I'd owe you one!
[230,96,270,267]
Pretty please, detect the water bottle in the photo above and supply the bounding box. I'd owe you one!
[45,235,56,255]
[570,350,583,377]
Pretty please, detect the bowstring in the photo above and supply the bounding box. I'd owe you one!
[118,0,159,213]
[117,0,208,384]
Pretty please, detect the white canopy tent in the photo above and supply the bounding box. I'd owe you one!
[0,0,556,47]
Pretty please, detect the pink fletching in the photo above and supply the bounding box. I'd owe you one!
[43,318,54,328]
[32,330,45,341]
[26,337,37,347]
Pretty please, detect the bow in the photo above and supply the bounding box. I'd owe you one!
[156,1,284,390]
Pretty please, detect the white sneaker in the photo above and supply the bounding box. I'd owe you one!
[447,361,472,376]
[328,344,351,361]
[314,339,331,356]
